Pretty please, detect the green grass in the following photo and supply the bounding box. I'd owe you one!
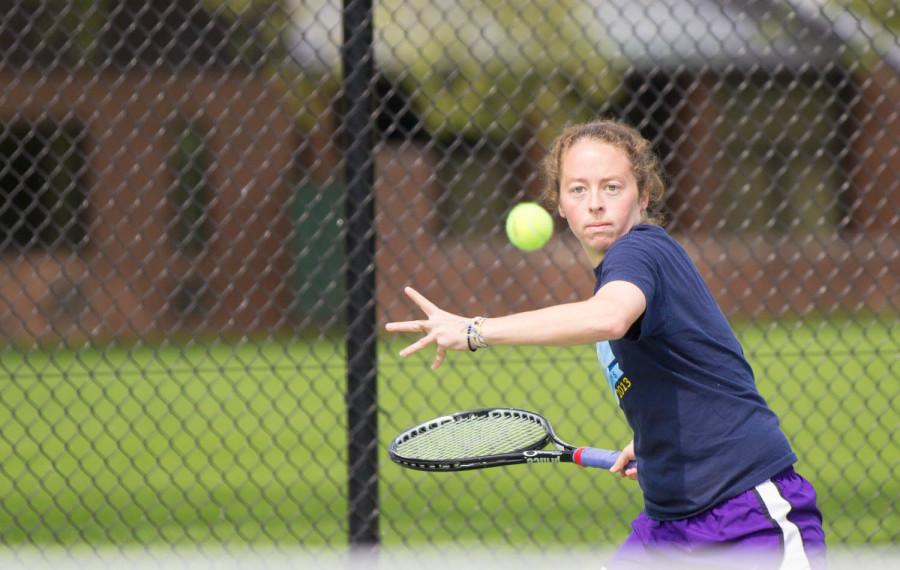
[0,315,896,547]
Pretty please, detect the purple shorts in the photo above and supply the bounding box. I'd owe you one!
[605,467,826,570]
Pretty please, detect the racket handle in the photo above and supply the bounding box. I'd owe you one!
[573,447,637,471]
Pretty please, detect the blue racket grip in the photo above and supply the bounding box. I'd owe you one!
[573,447,637,471]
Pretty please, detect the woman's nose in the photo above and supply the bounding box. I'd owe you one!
[588,189,605,211]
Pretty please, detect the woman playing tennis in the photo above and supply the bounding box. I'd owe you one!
[385,119,825,569]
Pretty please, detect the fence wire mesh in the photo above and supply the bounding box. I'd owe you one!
[0,0,897,554]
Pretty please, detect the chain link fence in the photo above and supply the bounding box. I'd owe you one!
[0,0,897,558]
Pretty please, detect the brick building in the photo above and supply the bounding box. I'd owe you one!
[0,0,897,345]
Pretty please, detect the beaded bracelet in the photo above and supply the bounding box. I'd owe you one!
[466,316,488,351]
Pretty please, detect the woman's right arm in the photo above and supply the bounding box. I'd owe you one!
[385,280,647,368]
[480,280,646,346]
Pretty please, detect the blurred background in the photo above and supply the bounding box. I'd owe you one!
[0,0,897,565]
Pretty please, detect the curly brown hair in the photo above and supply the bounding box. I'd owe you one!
[540,119,667,226]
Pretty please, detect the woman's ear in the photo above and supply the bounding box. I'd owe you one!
[558,205,565,219]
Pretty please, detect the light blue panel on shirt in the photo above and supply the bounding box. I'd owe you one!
[596,340,623,400]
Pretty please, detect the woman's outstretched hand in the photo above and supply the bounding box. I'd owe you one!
[384,287,471,369]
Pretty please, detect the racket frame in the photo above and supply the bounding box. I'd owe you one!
[388,407,579,472]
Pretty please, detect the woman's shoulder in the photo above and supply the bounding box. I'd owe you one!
[626,223,669,239]
[604,225,698,276]
[610,224,674,253]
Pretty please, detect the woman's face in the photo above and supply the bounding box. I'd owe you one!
[557,139,648,265]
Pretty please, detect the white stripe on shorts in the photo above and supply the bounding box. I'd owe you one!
[755,479,811,570]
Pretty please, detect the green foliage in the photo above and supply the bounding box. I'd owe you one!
[200,0,293,64]
[376,0,623,141]
[61,0,109,66]
[833,0,900,32]
[823,0,900,70]
[282,0,625,140]
[11,0,107,67]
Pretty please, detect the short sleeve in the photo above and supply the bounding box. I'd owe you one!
[597,232,663,337]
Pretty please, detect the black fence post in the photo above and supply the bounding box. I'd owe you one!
[341,0,379,549]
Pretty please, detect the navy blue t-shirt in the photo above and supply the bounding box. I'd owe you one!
[594,224,796,520]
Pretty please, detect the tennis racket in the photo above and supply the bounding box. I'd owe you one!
[388,407,637,472]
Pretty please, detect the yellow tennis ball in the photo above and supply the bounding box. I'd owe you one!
[505,202,553,252]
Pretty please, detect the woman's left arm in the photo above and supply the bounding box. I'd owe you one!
[385,281,646,369]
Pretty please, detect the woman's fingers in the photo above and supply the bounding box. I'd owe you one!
[610,454,628,475]
[431,347,447,370]
[610,441,637,480]
[398,333,435,358]
[403,286,440,316]
[386,287,459,366]
[385,320,428,333]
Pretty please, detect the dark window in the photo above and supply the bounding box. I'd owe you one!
[612,69,854,234]
[715,70,854,234]
[167,119,213,256]
[0,122,88,251]
[376,74,429,143]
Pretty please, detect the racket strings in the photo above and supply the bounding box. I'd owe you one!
[394,414,547,460]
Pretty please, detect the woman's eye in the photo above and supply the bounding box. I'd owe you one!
[605,184,622,194]
[570,185,586,194]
